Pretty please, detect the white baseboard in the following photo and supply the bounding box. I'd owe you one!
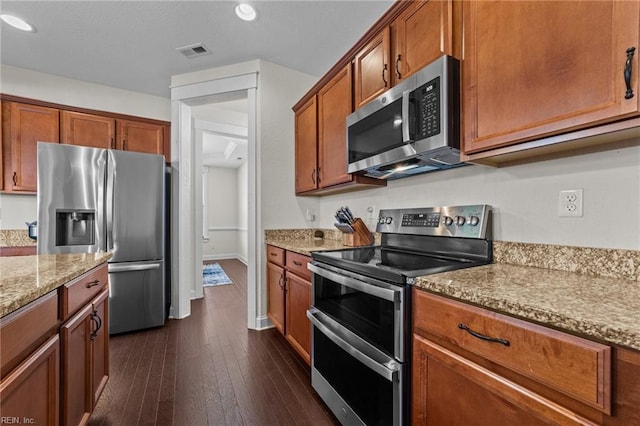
[255,315,273,330]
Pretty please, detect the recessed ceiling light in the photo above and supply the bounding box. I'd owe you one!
[235,3,257,21]
[0,14,36,32]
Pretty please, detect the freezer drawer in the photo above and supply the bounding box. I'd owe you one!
[108,261,165,334]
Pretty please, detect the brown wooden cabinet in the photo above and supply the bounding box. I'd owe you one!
[1,101,59,192]
[60,288,109,426]
[317,64,353,188]
[116,118,165,156]
[354,27,391,109]
[61,111,116,149]
[294,96,318,193]
[412,289,640,425]
[462,0,640,157]
[266,245,312,365]
[0,335,60,426]
[391,0,458,84]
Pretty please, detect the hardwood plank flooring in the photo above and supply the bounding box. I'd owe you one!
[89,259,338,426]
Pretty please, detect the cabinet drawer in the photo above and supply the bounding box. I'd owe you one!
[60,264,108,320]
[285,251,311,281]
[414,291,611,414]
[266,245,285,267]
[0,291,58,378]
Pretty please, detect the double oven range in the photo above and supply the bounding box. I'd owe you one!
[307,205,493,426]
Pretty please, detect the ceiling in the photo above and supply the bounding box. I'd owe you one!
[0,0,394,99]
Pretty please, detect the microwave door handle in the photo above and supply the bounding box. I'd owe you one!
[401,90,412,143]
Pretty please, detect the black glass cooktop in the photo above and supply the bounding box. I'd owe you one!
[312,246,487,285]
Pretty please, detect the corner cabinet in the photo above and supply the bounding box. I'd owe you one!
[266,245,312,365]
[462,0,640,159]
[1,101,59,193]
[412,289,640,425]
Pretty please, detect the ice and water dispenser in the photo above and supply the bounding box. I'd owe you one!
[55,209,95,246]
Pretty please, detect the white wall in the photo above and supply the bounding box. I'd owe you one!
[314,142,640,250]
[203,166,240,259]
[0,65,171,229]
[237,161,249,262]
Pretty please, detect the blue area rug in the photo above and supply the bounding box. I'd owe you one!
[203,263,233,286]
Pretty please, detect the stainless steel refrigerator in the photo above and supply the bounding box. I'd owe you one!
[37,143,166,334]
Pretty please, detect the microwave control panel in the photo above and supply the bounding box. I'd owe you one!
[414,76,441,140]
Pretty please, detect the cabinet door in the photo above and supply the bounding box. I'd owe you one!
[294,96,318,194]
[266,262,286,335]
[285,272,311,365]
[318,64,353,188]
[0,335,59,426]
[393,0,455,84]
[2,102,59,192]
[91,289,109,407]
[60,304,92,426]
[412,335,594,426]
[462,1,640,154]
[354,26,391,108]
[117,119,165,156]
[61,111,116,149]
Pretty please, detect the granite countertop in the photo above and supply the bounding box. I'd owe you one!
[266,238,348,256]
[0,253,112,318]
[414,264,640,352]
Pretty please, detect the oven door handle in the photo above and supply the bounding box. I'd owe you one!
[307,308,400,382]
[308,263,399,302]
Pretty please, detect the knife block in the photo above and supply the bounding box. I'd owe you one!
[342,218,374,247]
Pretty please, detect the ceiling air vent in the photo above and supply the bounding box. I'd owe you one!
[176,43,211,58]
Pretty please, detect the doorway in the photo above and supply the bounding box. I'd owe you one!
[170,72,260,329]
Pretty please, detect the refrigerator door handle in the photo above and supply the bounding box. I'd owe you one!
[108,262,162,273]
[106,152,115,252]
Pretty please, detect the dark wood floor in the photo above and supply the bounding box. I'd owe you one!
[89,259,339,426]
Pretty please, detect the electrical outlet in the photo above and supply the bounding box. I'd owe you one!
[366,206,376,219]
[558,189,583,217]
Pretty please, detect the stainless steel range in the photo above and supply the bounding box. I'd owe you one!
[307,205,493,426]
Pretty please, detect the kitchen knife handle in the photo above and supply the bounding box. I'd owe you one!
[625,47,636,99]
[395,54,401,80]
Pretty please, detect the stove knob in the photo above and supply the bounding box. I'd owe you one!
[456,216,466,226]
[378,217,386,224]
[385,217,393,224]
[469,216,480,226]
[443,216,454,226]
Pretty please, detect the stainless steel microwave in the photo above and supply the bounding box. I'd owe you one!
[347,55,463,180]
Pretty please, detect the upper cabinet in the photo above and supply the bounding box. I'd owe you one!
[462,0,640,158]
[116,119,165,156]
[391,0,459,84]
[294,96,318,194]
[61,111,116,149]
[1,96,171,194]
[2,102,59,193]
[354,27,391,109]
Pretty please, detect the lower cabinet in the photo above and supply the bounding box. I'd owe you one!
[266,245,312,365]
[0,335,60,426]
[412,289,640,425]
[60,289,109,426]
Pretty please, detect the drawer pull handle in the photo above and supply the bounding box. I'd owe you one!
[293,261,302,266]
[458,323,510,347]
[86,280,101,288]
[624,47,636,99]
[270,252,278,256]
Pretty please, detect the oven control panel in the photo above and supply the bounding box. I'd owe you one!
[377,205,492,239]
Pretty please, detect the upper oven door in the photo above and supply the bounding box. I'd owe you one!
[309,262,407,362]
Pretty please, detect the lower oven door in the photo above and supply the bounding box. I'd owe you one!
[307,307,403,426]
[308,262,406,361]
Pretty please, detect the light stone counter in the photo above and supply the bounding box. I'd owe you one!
[414,264,640,351]
[0,253,112,317]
